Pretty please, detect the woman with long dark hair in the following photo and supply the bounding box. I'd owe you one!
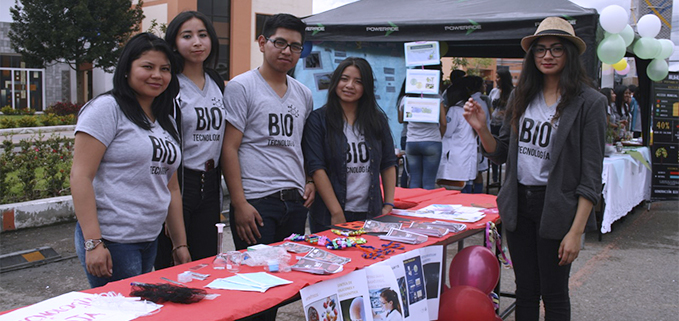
[464,17,606,320]
[488,69,514,183]
[71,33,190,288]
[154,11,226,269]
[303,57,396,233]
[613,84,631,139]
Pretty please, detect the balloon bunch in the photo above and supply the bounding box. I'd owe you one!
[598,5,673,81]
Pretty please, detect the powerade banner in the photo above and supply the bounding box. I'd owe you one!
[650,72,679,200]
[294,41,406,145]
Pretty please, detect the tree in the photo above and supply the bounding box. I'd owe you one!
[9,0,145,104]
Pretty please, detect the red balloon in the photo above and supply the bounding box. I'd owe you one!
[449,245,500,294]
[438,285,497,321]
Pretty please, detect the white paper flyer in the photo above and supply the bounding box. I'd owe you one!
[403,97,441,123]
[365,264,405,321]
[300,269,373,321]
[405,69,440,95]
[420,245,444,320]
[380,250,429,321]
[404,41,440,67]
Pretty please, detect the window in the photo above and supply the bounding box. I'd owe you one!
[197,0,231,80]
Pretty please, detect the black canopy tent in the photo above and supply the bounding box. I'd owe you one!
[303,0,600,77]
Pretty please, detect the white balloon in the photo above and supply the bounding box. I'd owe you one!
[600,5,629,34]
[637,14,661,38]
[655,39,675,60]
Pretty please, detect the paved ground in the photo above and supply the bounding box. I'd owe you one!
[1,199,677,320]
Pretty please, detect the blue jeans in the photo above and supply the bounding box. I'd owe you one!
[75,223,158,288]
[405,141,442,189]
[229,196,308,250]
[506,185,572,321]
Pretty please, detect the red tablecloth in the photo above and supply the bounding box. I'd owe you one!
[5,188,498,321]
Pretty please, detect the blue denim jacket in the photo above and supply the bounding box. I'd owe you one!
[302,106,397,229]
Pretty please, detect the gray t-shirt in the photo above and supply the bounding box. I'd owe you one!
[344,124,370,212]
[517,92,560,186]
[224,69,313,199]
[75,95,181,243]
[177,73,226,171]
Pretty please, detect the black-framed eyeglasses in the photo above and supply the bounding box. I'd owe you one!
[532,45,565,58]
[266,37,304,53]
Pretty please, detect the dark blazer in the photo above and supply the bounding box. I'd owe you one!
[485,86,607,239]
[302,106,397,229]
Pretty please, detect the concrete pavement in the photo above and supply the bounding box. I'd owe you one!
[0,200,677,320]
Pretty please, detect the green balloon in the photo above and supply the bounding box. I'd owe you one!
[647,58,669,81]
[597,34,626,64]
[655,39,675,60]
[634,37,661,59]
[619,25,634,47]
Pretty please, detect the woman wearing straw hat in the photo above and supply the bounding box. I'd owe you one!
[464,17,606,320]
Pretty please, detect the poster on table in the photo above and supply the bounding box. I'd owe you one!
[419,245,443,320]
[405,69,440,95]
[402,97,441,123]
[650,72,679,200]
[365,264,405,321]
[404,41,440,67]
[0,291,159,321]
[380,250,429,320]
[300,269,373,321]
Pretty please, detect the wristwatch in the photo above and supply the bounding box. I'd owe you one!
[84,239,104,251]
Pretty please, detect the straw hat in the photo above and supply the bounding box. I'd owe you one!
[521,17,586,55]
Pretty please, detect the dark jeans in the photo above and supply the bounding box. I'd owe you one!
[75,223,157,288]
[229,195,308,250]
[155,167,221,270]
[309,210,368,233]
[400,136,409,187]
[505,185,572,321]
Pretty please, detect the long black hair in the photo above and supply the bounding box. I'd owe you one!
[109,32,180,142]
[325,57,388,142]
[614,84,630,118]
[509,36,592,132]
[600,87,614,104]
[165,11,220,72]
[496,68,514,108]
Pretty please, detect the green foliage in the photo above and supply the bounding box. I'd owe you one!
[38,114,59,126]
[9,0,145,71]
[0,134,74,204]
[17,116,38,128]
[145,19,167,37]
[1,106,17,115]
[0,118,17,128]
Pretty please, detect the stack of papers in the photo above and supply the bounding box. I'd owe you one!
[378,228,428,244]
[291,257,344,274]
[392,204,486,222]
[304,248,351,265]
[403,221,449,237]
[205,272,292,292]
[363,220,403,233]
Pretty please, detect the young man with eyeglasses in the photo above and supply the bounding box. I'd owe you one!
[222,14,315,254]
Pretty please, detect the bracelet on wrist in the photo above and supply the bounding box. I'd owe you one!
[383,202,395,207]
[306,180,315,184]
[172,244,188,253]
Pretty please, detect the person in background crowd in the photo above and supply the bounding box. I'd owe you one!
[465,76,492,193]
[628,84,642,138]
[303,57,396,233]
[154,11,226,270]
[437,78,477,191]
[488,69,514,183]
[71,33,190,288]
[396,81,409,187]
[464,17,606,320]
[613,84,631,138]
[599,87,620,137]
[222,14,314,251]
[398,65,447,190]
